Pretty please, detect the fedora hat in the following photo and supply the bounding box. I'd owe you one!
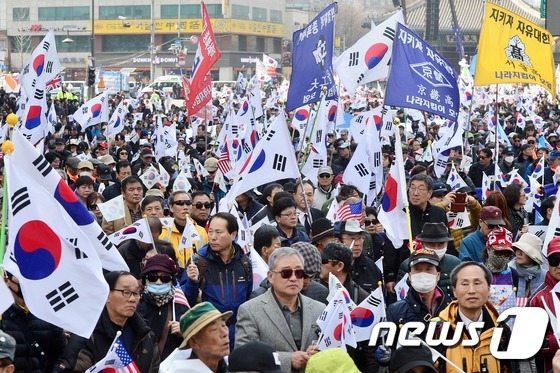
[310,218,334,243]
[415,222,453,243]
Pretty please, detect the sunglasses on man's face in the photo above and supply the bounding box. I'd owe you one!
[194,202,214,209]
[549,254,560,267]
[271,268,306,279]
[364,219,378,226]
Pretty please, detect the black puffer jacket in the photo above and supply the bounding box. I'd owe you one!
[1,304,66,373]
[137,293,190,360]
[60,308,160,372]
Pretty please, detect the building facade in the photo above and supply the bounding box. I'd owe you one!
[5,0,286,83]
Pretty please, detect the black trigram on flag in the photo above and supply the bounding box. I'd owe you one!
[369,181,376,191]
[348,51,359,67]
[355,163,368,177]
[272,154,287,172]
[373,152,381,168]
[324,336,332,347]
[266,130,276,141]
[242,142,251,154]
[82,107,88,114]
[42,40,51,51]
[356,73,365,85]
[97,232,113,251]
[34,89,44,100]
[11,187,31,216]
[46,281,79,312]
[67,238,88,259]
[319,310,328,321]
[383,26,396,40]
[231,125,238,135]
[534,230,545,238]
[436,159,447,168]
[313,159,324,168]
[33,155,53,177]
[354,115,364,124]
[457,218,464,226]
[367,295,381,307]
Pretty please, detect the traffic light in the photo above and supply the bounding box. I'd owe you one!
[87,66,96,86]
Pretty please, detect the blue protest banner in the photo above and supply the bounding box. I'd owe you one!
[385,23,460,121]
[286,3,337,111]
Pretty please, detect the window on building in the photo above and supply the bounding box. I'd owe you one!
[13,8,30,22]
[102,35,151,52]
[38,7,90,21]
[232,5,249,20]
[252,7,267,22]
[99,6,151,20]
[238,35,247,51]
[273,38,282,54]
[270,10,282,24]
[162,4,223,18]
[55,35,90,53]
[256,37,265,52]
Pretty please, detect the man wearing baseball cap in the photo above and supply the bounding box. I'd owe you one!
[459,206,505,262]
[380,249,450,362]
[0,329,16,372]
[313,165,338,210]
[482,227,517,290]
[530,237,560,372]
[178,302,232,373]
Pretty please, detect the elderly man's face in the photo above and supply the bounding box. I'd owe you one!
[189,318,230,362]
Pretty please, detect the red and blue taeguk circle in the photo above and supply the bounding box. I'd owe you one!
[14,220,61,280]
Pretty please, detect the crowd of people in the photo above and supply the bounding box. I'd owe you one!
[1,79,560,373]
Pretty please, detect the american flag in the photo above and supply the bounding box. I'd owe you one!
[86,336,140,373]
[337,202,363,222]
[217,144,232,175]
[174,284,190,308]
[516,297,528,307]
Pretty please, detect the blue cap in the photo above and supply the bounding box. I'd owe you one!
[550,150,560,160]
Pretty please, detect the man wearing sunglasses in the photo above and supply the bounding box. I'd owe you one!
[459,206,505,263]
[313,166,338,210]
[467,147,495,188]
[236,247,324,372]
[190,191,215,229]
[166,191,208,267]
[530,237,560,372]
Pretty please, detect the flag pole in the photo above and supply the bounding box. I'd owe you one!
[0,114,17,264]
[393,123,414,251]
[493,84,499,191]
[298,86,328,173]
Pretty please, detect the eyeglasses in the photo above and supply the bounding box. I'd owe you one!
[478,156,487,160]
[409,187,428,193]
[318,173,332,178]
[194,202,214,209]
[364,219,378,226]
[528,141,535,144]
[280,211,297,217]
[321,258,339,265]
[119,152,128,155]
[112,289,141,299]
[271,268,306,279]
[88,204,99,210]
[146,273,173,283]
[208,170,217,174]
[173,200,192,206]
[549,255,560,267]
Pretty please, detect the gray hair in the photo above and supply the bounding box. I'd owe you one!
[268,247,305,270]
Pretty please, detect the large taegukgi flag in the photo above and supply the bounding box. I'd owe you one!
[333,10,404,96]
[286,3,337,111]
[474,2,556,97]
[186,2,221,115]
[385,23,460,122]
[3,130,110,338]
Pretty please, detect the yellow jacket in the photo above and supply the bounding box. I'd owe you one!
[160,219,208,267]
[438,301,508,373]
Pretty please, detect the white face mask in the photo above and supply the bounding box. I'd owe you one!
[505,156,515,163]
[410,272,438,293]
[423,245,447,259]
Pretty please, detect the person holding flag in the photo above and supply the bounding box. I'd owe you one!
[137,254,189,360]
[60,271,160,372]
